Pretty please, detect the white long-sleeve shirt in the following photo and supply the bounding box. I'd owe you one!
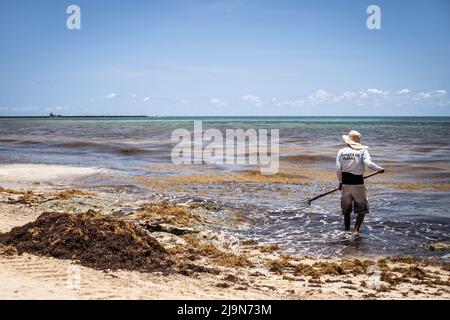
[336,147,382,182]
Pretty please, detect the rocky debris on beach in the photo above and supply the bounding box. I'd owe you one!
[0,210,174,273]
[138,220,199,235]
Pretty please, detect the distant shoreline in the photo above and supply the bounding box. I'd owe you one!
[0,115,152,119]
[0,115,449,119]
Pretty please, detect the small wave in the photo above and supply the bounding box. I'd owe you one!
[0,139,44,145]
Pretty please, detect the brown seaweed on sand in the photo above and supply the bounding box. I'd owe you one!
[52,189,93,200]
[130,203,202,228]
[267,258,375,278]
[260,244,279,253]
[5,190,42,205]
[0,210,174,273]
[169,235,252,268]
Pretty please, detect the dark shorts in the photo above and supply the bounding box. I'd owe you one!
[341,184,369,215]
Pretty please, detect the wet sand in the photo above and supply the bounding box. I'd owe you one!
[0,164,102,183]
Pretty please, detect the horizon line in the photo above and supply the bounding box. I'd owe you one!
[1,115,450,119]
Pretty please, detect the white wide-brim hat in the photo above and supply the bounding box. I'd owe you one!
[342,130,368,150]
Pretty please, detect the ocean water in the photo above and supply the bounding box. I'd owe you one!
[0,116,449,260]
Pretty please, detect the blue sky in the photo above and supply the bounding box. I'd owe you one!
[0,0,449,116]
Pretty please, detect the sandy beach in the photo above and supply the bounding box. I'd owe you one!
[2,0,450,306]
[0,164,449,300]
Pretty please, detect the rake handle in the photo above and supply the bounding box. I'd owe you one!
[307,170,383,203]
[307,187,339,203]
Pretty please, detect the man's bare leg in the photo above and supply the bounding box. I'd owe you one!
[354,214,365,234]
[344,213,351,231]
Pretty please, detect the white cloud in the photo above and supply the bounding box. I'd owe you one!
[337,91,362,100]
[106,92,117,99]
[308,89,331,103]
[282,88,450,107]
[131,94,137,99]
[397,89,410,95]
[310,89,329,98]
[418,90,447,99]
[242,94,262,107]
[143,97,150,102]
[367,88,389,95]
[334,91,369,105]
[358,91,368,99]
[210,98,227,107]
[341,91,358,99]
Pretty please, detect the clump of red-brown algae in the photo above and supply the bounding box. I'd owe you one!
[240,239,259,246]
[174,262,220,276]
[0,188,81,206]
[266,257,296,275]
[53,189,92,200]
[393,266,428,280]
[340,259,375,275]
[0,187,25,194]
[312,262,346,276]
[260,244,279,253]
[168,235,252,268]
[267,258,375,279]
[0,244,18,256]
[264,254,450,294]
[6,190,42,205]
[384,256,418,264]
[0,210,173,273]
[130,203,202,228]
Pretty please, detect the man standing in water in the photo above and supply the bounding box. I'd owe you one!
[336,130,384,235]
